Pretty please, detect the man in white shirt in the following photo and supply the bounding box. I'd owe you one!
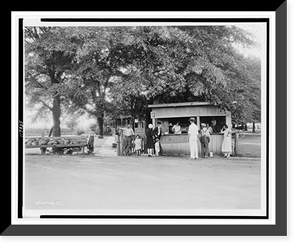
[123,124,134,155]
[188,117,199,159]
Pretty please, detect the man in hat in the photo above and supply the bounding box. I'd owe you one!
[153,121,164,155]
[153,121,163,140]
[123,123,135,156]
[188,117,199,159]
[200,123,210,158]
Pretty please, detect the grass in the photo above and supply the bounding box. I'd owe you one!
[236,133,261,158]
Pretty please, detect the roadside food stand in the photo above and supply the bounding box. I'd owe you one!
[148,102,232,156]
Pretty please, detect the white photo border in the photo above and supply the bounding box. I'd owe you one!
[7,6,286,235]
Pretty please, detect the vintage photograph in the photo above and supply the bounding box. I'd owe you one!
[22,20,266,218]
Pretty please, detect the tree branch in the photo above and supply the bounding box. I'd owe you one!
[40,99,53,111]
[26,72,48,89]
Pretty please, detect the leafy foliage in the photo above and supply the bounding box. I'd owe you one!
[25,25,261,134]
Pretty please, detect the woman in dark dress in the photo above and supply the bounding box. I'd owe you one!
[146,124,154,156]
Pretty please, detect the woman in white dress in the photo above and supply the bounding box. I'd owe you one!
[221,124,232,158]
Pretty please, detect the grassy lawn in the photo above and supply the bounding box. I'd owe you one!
[236,133,261,158]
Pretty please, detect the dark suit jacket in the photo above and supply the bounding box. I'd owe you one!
[153,126,163,139]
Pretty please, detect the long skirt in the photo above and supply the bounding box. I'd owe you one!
[221,136,231,153]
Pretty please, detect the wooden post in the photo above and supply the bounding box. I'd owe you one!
[152,118,156,128]
[226,113,232,129]
[117,131,121,156]
[196,116,200,131]
[119,129,124,156]
[233,132,239,156]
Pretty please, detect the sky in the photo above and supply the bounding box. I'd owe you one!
[24,23,263,130]
[233,23,263,58]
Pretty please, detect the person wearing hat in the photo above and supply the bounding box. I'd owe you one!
[123,123,135,156]
[146,123,154,156]
[199,123,210,158]
[153,121,163,140]
[188,117,199,159]
[153,121,164,155]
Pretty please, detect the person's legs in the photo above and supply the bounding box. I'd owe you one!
[159,143,163,156]
[203,141,209,158]
[150,148,154,156]
[189,139,194,159]
[90,142,94,154]
[87,141,93,154]
[148,147,154,156]
[124,137,130,155]
[200,143,204,158]
[194,140,198,159]
[190,137,197,159]
[128,137,132,154]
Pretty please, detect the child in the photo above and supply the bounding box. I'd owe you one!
[199,123,209,158]
[87,129,96,155]
[134,135,142,156]
[154,138,160,157]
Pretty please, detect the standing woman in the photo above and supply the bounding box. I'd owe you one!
[221,124,232,158]
[146,124,154,156]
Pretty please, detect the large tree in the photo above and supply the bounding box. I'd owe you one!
[25,27,78,136]
[108,25,260,123]
[65,27,135,136]
[25,25,260,135]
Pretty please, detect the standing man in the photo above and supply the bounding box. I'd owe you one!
[154,121,164,155]
[123,123,134,156]
[153,122,163,140]
[188,117,199,159]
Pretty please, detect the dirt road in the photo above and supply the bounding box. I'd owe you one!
[24,147,261,215]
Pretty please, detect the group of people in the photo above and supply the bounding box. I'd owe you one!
[121,122,163,157]
[145,122,163,157]
[188,117,231,159]
[121,119,231,159]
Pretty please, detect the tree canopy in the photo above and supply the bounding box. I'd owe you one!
[25,25,261,135]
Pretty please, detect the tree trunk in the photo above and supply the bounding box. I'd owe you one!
[130,106,135,131]
[97,114,104,138]
[49,69,61,137]
[52,94,61,137]
[252,122,256,133]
